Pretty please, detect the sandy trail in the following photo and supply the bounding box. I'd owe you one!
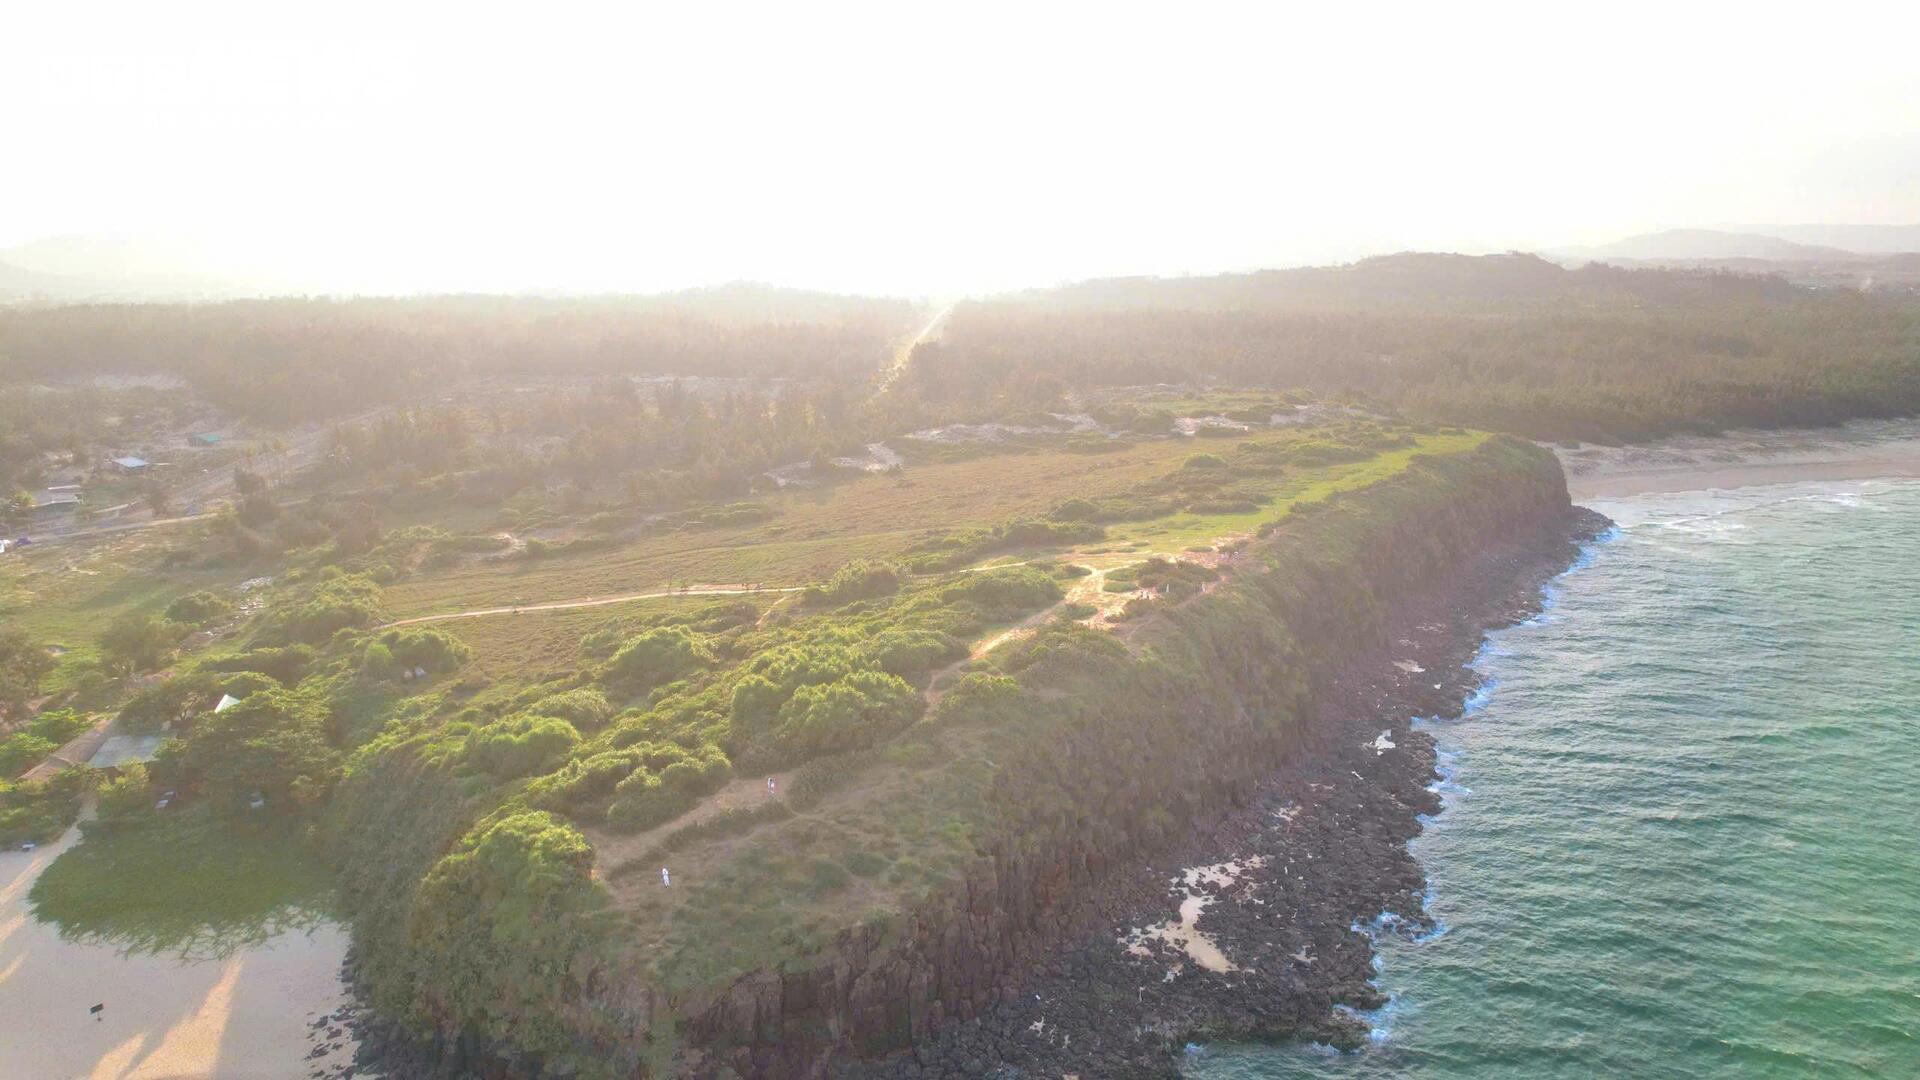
[383,558,1044,629]
[381,584,808,627]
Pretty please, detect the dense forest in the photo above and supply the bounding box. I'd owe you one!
[9,256,1920,505]
[0,286,923,502]
[896,254,1920,442]
[0,286,918,425]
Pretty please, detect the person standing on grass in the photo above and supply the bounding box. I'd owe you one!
[661,866,671,887]
[767,776,777,796]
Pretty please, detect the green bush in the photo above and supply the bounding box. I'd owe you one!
[118,673,222,733]
[771,669,920,760]
[95,762,154,823]
[218,671,280,700]
[466,715,581,781]
[0,770,94,845]
[272,571,386,645]
[603,742,728,831]
[804,560,903,607]
[607,626,713,690]
[164,591,234,627]
[406,811,609,1063]
[727,674,787,745]
[1049,498,1100,522]
[529,749,645,811]
[0,734,58,777]
[361,641,396,674]
[938,566,1063,620]
[202,643,316,686]
[99,612,185,674]
[371,627,473,674]
[931,673,1024,726]
[527,688,615,730]
[859,629,964,681]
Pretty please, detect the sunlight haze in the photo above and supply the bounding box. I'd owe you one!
[5,0,1919,295]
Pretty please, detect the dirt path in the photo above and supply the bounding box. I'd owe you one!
[590,769,799,880]
[923,561,1137,704]
[383,559,1043,629]
[379,585,808,628]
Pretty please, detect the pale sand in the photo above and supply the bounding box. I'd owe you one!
[0,822,355,1080]
[1568,452,1920,499]
[1559,419,1920,500]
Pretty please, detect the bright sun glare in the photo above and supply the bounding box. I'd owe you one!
[4,0,1919,295]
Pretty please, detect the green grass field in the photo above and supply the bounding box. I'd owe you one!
[380,429,1482,622]
[0,528,237,690]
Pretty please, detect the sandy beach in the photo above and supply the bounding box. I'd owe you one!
[1559,418,1920,499]
[0,821,356,1080]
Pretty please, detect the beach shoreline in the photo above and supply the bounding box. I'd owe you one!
[1556,417,1920,499]
[1568,453,1920,499]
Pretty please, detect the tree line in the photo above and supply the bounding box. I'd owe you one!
[0,288,919,426]
[895,254,1920,443]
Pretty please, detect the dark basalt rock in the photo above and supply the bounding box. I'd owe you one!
[838,506,1610,1079]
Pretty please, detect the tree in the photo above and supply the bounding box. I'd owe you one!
[143,480,173,519]
[407,811,608,1057]
[232,467,268,498]
[3,489,32,527]
[177,688,338,811]
[96,762,153,822]
[98,613,183,675]
[233,468,277,526]
[0,628,55,718]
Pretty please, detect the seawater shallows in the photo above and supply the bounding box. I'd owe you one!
[1192,479,1920,1078]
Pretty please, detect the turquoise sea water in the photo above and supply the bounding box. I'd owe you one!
[1193,479,1920,1078]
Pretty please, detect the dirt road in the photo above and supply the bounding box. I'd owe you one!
[379,585,809,628]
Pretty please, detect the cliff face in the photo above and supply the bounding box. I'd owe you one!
[669,436,1575,1076]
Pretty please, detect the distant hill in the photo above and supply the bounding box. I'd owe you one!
[0,233,276,303]
[1554,228,1863,263]
[1002,251,1797,312]
[1539,226,1920,293]
[1739,224,1920,254]
[0,258,150,302]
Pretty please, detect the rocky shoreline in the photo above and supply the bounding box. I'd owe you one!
[836,506,1612,1079]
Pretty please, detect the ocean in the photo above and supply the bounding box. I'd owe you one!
[1191,479,1920,1077]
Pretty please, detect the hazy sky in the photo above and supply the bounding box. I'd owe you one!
[5,0,1918,296]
